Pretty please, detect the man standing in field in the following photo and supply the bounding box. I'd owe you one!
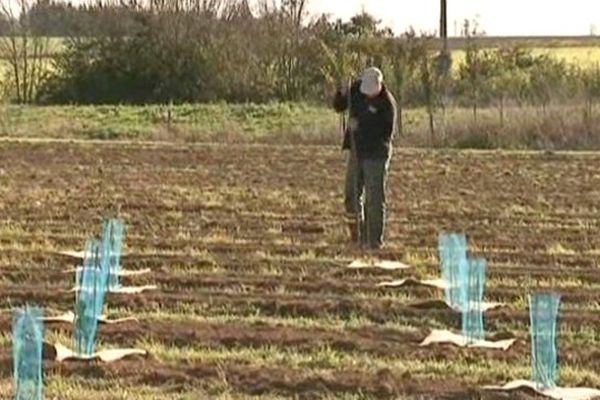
[332,67,397,250]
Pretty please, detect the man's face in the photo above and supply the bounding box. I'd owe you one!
[366,84,382,99]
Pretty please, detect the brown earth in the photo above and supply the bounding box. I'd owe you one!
[1,142,599,398]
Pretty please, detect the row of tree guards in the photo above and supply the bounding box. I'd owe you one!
[439,232,560,389]
[13,219,125,399]
[12,228,561,399]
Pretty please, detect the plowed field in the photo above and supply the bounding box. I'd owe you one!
[1,141,599,399]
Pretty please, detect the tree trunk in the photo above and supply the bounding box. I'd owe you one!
[499,95,505,127]
[397,93,403,137]
[22,29,29,103]
[592,101,596,140]
[0,0,48,104]
[28,38,42,103]
[428,104,435,146]
[9,36,21,103]
[472,90,478,124]
[584,97,593,137]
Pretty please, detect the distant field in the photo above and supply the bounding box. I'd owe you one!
[451,46,600,69]
[533,46,600,67]
[446,35,600,49]
[0,37,64,59]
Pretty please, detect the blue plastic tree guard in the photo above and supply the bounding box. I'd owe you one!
[462,257,486,343]
[529,293,561,389]
[13,306,44,400]
[439,233,468,309]
[101,218,125,290]
[74,239,108,356]
[78,239,110,317]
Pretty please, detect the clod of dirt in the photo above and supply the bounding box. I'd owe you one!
[282,223,325,234]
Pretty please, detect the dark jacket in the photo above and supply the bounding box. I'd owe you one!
[333,81,397,159]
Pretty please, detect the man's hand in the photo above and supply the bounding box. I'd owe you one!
[331,82,346,99]
[331,80,352,113]
[327,81,343,103]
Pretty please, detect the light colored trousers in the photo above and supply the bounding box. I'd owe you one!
[344,151,390,249]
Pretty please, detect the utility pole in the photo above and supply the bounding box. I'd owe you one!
[438,0,452,76]
[440,0,448,53]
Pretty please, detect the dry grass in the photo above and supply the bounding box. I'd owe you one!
[406,104,600,150]
[2,102,600,150]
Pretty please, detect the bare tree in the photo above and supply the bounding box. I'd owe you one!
[0,0,50,103]
[386,31,423,137]
[143,0,226,14]
[281,0,307,27]
[278,0,309,100]
[419,43,446,146]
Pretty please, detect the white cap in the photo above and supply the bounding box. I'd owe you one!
[359,67,383,97]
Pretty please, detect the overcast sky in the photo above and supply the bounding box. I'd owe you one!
[9,0,600,36]
[307,0,600,36]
